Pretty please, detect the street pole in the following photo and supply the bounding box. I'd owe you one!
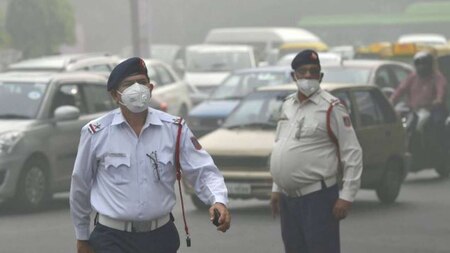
[129,0,150,58]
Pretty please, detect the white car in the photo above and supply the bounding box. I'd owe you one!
[144,59,192,117]
[183,44,257,94]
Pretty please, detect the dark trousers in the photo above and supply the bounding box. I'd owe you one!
[89,221,180,253]
[279,184,340,253]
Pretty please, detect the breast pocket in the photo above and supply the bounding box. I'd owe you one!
[155,153,176,183]
[275,120,289,142]
[300,120,319,138]
[104,155,131,185]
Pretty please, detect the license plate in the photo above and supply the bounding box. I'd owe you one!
[226,183,251,195]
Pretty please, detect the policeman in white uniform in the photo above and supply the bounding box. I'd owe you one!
[270,50,363,253]
[70,57,230,253]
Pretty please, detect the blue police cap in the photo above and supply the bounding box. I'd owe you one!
[107,57,149,91]
[291,49,321,70]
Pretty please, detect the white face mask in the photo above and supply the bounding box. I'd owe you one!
[295,79,320,97]
[118,83,151,113]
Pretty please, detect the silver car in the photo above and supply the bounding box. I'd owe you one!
[0,71,116,209]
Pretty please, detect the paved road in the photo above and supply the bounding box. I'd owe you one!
[0,169,449,253]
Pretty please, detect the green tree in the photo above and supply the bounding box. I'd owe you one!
[5,0,75,58]
[0,10,11,48]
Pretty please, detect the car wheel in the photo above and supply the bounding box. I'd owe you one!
[376,160,403,204]
[178,104,188,119]
[15,158,50,210]
[191,195,209,210]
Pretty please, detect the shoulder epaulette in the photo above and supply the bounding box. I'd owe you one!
[86,112,113,135]
[158,111,185,125]
[320,90,339,104]
[284,93,296,101]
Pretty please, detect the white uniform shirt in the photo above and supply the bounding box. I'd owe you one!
[270,89,362,202]
[70,108,228,240]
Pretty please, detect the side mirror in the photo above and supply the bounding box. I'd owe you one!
[54,105,80,121]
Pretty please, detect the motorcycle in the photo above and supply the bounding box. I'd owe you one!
[396,103,450,178]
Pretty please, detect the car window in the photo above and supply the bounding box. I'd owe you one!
[51,84,87,116]
[148,66,162,86]
[374,66,393,88]
[210,71,288,100]
[154,64,175,85]
[371,89,397,124]
[0,81,47,119]
[331,90,356,126]
[224,90,290,128]
[83,84,117,113]
[210,75,241,99]
[391,65,410,87]
[90,64,111,72]
[353,90,385,127]
[322,67,371,84]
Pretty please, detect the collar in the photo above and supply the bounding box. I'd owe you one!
[293,89,322,105]
[111,108,163,127]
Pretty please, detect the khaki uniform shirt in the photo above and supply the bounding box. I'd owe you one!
[270,89,362,202]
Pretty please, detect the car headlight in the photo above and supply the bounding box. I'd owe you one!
[0,131,23,156]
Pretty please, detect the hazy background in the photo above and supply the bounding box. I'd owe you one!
[1,0,448,57]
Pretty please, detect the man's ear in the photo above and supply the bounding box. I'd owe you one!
[290,71,296,82]
[110,90,120,103]
[149,82,155,92]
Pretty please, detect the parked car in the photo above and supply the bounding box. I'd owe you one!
[183,44,257,94]
[321,60,413,97]
[187,66,292,137]
[143,59,192,117]
[185,83,407,208]
[7,53,120,73]
[277,52,342,66]
[0,71,118,209]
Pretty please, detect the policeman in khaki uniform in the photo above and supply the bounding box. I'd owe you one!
[270,50,363,253]
[70,57,230,253]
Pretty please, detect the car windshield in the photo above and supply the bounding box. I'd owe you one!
[210,71,289,100]
[223,90,292,129]
[322,66,371,84]
[186,50,252,72]
[0,81,48,119]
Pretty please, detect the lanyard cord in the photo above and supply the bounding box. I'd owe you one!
[175,118,191,247]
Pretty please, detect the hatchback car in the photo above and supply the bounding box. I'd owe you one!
[0,71,117,209]
[187,66,292,137]
[186,83,407,208]
[321,60,413,97]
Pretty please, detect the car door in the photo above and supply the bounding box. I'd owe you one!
[49,82,114,191]
[48,82,89,190]
[350,88,396,187]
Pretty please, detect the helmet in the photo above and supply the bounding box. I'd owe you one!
[413,51,433,77]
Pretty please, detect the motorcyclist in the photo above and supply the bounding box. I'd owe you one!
[390,51,448,132]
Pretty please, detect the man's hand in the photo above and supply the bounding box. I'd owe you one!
[77,240,94,253]
[270,192,281,219]
[332,198,352,220]
[209,203,231,232]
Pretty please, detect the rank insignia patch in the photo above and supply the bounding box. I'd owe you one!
[343,116,352,127]
[190,137,202,150]
[88,123,101,134]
